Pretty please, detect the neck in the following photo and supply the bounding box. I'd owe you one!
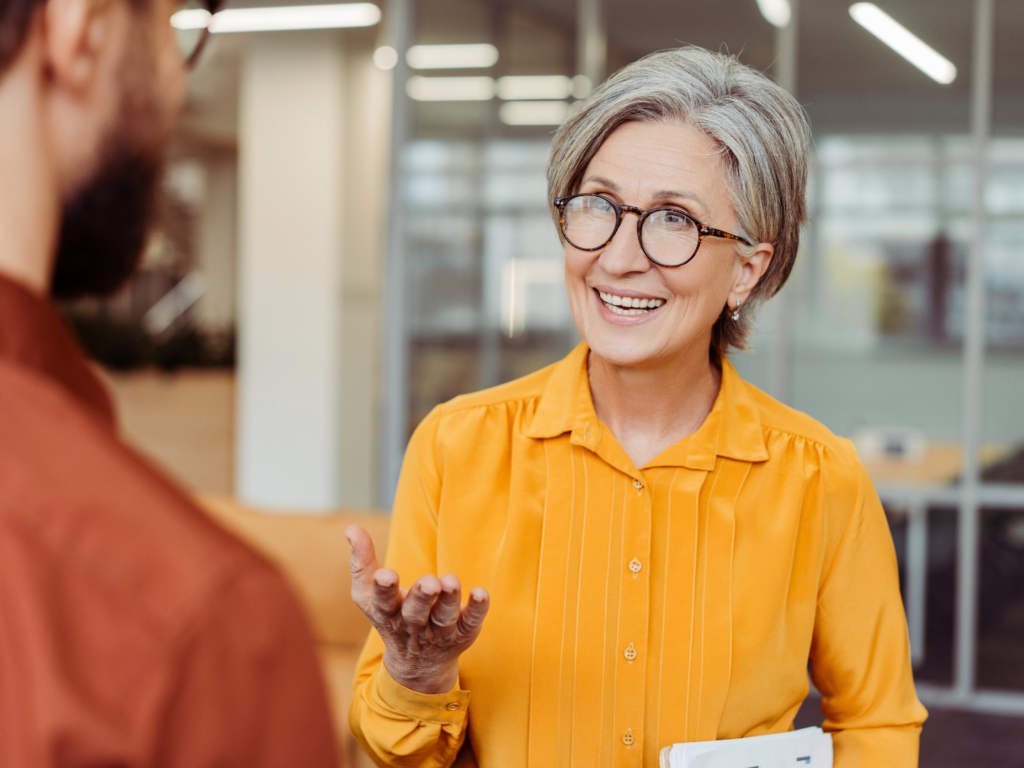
[588,337,722,469]
[0,56,61,297]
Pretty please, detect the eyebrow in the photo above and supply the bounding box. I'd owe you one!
[580,176,710,213]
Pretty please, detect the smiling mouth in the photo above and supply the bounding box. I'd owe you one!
[596,289,665,316]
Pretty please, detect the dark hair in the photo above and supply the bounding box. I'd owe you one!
[0,0,44,73]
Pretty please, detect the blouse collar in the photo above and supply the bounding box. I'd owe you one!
[526,342,769,473]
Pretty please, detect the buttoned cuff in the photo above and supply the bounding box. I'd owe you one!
[376,664,471,725]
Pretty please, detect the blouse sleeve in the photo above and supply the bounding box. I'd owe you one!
[349,407,471,768]
[809,452,928,767]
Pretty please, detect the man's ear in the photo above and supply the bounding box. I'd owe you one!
[42,0,113,89]
[728,242,774,308]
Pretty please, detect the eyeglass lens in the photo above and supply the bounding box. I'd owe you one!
[560,194,700,267]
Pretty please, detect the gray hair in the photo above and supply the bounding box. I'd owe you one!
[548,46,810,357]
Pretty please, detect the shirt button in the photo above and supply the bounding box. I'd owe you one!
[446,703,460,711]
[624,642,637,663]
[633,478,644,490]
[628,558,642,577]
[622,729,635,748]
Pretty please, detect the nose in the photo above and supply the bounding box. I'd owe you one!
[599,209,650,276]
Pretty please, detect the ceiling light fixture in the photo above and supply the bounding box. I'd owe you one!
[849,3,957,84]
[756,0,791,28]
[172,8,212,29]
[572,75,592,99]
[406,76,495,101]
[499,100,570,126]
[373,46,399,70]
[171,3,381,33]
[496,75,573,101]
[406,44,499,70]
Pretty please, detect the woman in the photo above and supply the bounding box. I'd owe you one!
[347,46,926,767]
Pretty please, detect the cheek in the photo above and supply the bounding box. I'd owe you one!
[563,246,592,291]
[664,249,735,306]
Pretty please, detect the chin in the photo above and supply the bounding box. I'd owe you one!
[584,329,666,369]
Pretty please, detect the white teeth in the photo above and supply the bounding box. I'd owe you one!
[608,304,642,316]
[597,290,665,314]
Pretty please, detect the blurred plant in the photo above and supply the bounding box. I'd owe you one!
[62,309,235,371]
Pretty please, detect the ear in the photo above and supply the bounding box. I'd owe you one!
[42,0,114,90]
[728,242,774,309]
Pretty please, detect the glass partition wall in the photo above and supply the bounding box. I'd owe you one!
[379,0,1024,713]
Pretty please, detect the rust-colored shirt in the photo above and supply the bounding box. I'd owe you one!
[0,275,338,768]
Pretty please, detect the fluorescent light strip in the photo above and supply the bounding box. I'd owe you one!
[406,76,495,101]
[499,100,570,126]
[406,44,498,70]
[756,0,791,28]
[171,3,381,33]
[496,75,573,101]
[172,8,211,30]
[849,3,956,84]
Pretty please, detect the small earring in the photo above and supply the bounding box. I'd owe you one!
[731,300,742,321]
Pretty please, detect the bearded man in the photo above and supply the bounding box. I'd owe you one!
[0,0,338,765]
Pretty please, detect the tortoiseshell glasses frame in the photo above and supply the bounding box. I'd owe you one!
[553,193,753,268]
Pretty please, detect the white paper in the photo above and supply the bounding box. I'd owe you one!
[659,727,833,768]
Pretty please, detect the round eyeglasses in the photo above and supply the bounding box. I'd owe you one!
[553,193,752,268]
[173,0,222,70]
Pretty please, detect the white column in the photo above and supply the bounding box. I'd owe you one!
[378,0,413,510]
[954,0,994,699]
[767,0,797,405]
[236,30,388,511]
[577,0,606,88]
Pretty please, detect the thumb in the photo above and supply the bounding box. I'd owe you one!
[345,525,379,594]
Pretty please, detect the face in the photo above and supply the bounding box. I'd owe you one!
[51,0,190,299]
[563,120,773,369]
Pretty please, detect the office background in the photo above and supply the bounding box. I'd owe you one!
[64,0,1024,754]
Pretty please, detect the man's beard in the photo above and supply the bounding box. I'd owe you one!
[50,147,161,301]
[50,24,165,302]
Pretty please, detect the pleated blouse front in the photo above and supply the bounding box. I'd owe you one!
[350,343,926,768]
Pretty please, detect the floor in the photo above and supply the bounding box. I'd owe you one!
[101,368,235,495]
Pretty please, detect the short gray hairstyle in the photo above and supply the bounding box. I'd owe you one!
[548,46,811,358]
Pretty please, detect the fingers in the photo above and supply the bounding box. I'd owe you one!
[401,575,442,627]
[369,568,403,618]
[456,587,490,639]
[346,525,379,600]
[428,574,462,629]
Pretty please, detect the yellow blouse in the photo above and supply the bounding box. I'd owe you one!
[351,343,926,768]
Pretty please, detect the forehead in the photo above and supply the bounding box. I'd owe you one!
[583,120,726,205]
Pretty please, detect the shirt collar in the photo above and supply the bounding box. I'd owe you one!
[0,274,115,426]
[526,342,768,470]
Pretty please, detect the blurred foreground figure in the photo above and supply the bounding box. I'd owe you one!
[0,0,339,765]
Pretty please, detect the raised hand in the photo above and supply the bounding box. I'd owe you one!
[346,525,490,695]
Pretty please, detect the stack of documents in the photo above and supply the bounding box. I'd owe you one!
[659,726,833,768]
